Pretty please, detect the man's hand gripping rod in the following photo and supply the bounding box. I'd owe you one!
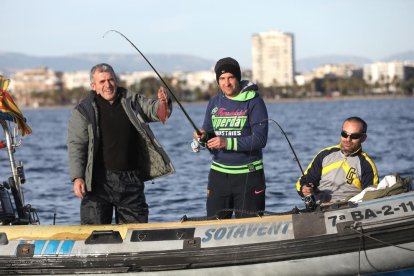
[103,30,203,137]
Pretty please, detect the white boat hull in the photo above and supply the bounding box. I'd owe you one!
[1,192,414,275]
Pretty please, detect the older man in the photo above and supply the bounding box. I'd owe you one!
[68,63,174,224]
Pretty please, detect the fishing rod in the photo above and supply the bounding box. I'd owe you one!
[262,119,318,210]
[102,30,202,136]
[261,118,304,176]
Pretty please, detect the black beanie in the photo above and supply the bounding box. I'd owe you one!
[214,57,241,83]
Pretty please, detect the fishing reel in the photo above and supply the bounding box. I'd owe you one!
[303,195,317,211]
[191,139,207,153]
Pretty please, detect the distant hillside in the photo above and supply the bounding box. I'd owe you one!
[295,55,372,73]
[0,52,215,75]
[382,50,414,62]
[296,51,414,73]
[1,51,414,76]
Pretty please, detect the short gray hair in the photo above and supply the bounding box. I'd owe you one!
[90,63,116,83]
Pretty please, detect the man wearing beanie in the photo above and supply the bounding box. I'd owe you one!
[194,57,269,219]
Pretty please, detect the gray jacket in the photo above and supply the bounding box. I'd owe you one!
[67,87,175,191]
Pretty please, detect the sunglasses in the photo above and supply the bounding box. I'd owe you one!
[341,130,365,140]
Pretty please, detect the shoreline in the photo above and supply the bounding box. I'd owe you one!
[264,94,413,103]
[20,94,413,110]
[184,94,413,105]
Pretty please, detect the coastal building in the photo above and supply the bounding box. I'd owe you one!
[62,71,90,90]
[65,70,165,90]
[312,64,362,79]
[298,63,363,84]
[252,30,295,87]
[171,70,214,91]
[363,61,414,93]
[119,71,158,87]
[10,67,63,106]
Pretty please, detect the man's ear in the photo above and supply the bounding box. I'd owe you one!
[90,82,95,91]
[361,134,367,143]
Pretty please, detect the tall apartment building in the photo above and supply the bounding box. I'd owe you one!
[252,30,295,87]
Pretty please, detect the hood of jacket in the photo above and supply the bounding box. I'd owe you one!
[225,80,259,101]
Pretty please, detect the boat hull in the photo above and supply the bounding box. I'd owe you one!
[1,192,414,275]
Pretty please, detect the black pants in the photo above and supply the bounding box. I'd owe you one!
[207,169,266,219]
[80,170,148,224]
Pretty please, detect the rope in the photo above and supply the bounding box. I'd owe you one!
[351,223,414,252]
[351,222,414,275]
[357,226,363,276]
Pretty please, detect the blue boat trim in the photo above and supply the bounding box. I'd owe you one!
[16,240,75,256]
[58,240,74,255]
[33,240,46,255]
[44,240,60,255]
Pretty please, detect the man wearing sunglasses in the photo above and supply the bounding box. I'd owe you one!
[296,116,379,204]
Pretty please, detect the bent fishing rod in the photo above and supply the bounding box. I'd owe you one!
[261,118,305,176]
[262,119,318,210]
[103,30,202,136]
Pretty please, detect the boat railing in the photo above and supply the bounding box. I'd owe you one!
[0,114,37,225]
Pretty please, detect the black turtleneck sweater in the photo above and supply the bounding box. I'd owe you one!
[95,94,140,171]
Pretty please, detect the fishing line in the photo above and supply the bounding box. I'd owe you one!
[102,30,202,136]
[261,119,317,209]
[239,133,254,214]
[261,118,304,176]
[225,132,262,271]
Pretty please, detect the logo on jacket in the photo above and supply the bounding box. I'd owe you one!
[211,108,248,133]
[346,167,357,184]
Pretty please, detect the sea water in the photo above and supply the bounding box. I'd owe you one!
[0,97,413,225]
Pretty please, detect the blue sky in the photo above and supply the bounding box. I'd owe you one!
[2,0,413,68]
